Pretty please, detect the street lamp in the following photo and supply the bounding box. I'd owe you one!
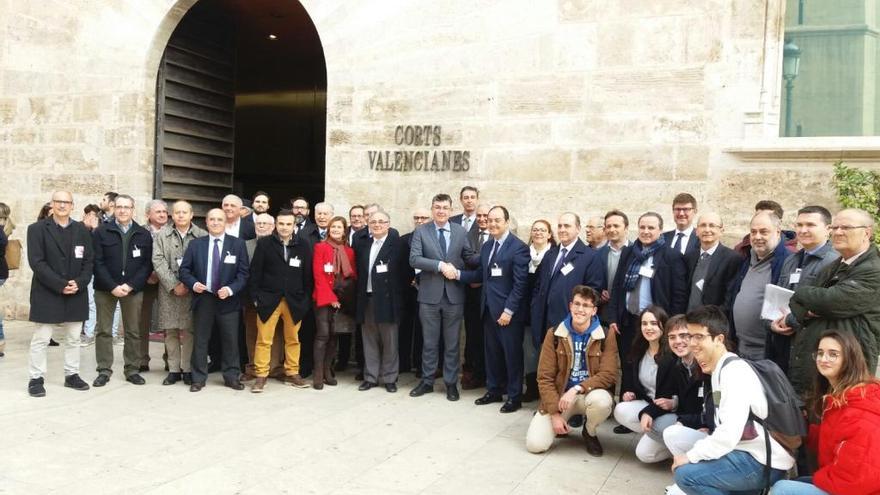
[782,39,801,137]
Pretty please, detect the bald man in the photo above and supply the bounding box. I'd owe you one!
[684,212,741,312]
[221,194,256,241]
[179,208,250,391]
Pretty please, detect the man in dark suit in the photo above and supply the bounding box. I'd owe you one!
[596,210,630,325]
[662,193,700,258]
[461,203,489,390]
[179,208,250,391]
[608,212,688,365]
[26,191,94,397]
[291,196,320,248]
[290,196,319,378]
[684,212,741,312]
[449,185,480,234]
[247,209,313,392]
[408,193,476,401]
[348,204,366,245]
[459,206,530,412]
[530,212,604,348]
[92,194,154,387]
[398,208,431,374]
[221,194,256,241]
[354,210,403,392]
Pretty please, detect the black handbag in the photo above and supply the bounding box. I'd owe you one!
[333,275,357,316]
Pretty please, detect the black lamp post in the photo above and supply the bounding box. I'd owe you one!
[783,39,801,137]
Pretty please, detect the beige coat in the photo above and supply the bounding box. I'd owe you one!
[152,223,207,330]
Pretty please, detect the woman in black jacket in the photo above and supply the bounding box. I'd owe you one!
[612,305,678,463]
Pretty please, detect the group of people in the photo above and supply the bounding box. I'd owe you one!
[11,186,880,494]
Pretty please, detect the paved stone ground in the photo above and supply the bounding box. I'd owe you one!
[0,320,670,494]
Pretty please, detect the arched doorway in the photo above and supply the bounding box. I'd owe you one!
[153,0,326,217]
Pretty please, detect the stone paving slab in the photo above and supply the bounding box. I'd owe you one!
[0,320,671,494]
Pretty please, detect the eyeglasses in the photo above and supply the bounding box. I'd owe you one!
[673,207,694,213]
[688,333,711,342]
[829,225,868,232]
[413,216,430,221]
[368,220,389,225]
[668,333,692,342]
[570,302,596,310]
[697,223,722,229]
[812,350,841,362]
[52,200,73,206]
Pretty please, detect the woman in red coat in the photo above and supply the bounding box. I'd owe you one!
[311,216,357,390]
[770,330,880,495]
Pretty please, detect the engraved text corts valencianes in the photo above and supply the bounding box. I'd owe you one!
[368,125,470,172]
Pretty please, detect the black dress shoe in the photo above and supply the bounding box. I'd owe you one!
[28,377,46,397]
[613,425,633,434]
[474,393,504,405]
[64,374,90,391]
[385,383,397,393]
[126,374,146,385]
[162,373,181,386]
[358,381,377,391]
[568,414,585,429]
[500,400,522,413]
[583,427,604,457]
[190,382,205,392]
[182,372,193,385]
[409,382,433,397]
[93,373,110,387]
[224,380,245,391]
[446,384,459,402]
[48,338,60,347]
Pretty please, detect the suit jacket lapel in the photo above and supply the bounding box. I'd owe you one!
[44,220,65,257]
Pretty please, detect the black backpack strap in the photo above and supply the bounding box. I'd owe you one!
[752,415,772,492]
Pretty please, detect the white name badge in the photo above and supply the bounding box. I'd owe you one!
[638,265,655,279]
[224,254,237,264]
[698,385,704,398]
[289,257,301,268]
[74,245,84,259]
[176,258,182,267]
[132,247,141,258]
[376,262,388,274]
[324,263,334,273]
[560,262,574,276]
[789,270,801,285]
[490,265,502,277]
[695,279,705,291]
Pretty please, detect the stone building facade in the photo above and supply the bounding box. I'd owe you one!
[0,0,877,319]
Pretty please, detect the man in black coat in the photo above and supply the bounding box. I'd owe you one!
[684,212,741,312]
[26,191,94,397]
[608,212,688,365]
[180,208,250,392]
[397,208,430,374]
[91,194,154,387]
[354,210,404,392]
[247,209,313,392]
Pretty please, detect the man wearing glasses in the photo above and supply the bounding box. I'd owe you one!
[662,193,700,257]
[92,194,154,387]
[684,212,741,312]
[525,285,617,456]
[26,191,94,397]
[788,208,880,395]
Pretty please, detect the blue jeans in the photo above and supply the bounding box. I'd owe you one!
[674,449,787,495]
[770,478,828,495]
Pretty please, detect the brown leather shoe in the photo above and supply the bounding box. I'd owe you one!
[240,372,257,382]
[251,377,267,393]
[284,374,309,388]
[582,427,603,457]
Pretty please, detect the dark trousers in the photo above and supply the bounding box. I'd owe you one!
[463,285,484,379]
[313,305,338,382]
[337,326,365,370]
[398,287,420,372]
[767,332,791,374]
[298,308,316,377]
[192,297,240,385]
[483,312,524,401]
[419,294,463,387]
[618,311,637,398]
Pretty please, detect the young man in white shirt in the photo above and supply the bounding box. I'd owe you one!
[670,305,794,494]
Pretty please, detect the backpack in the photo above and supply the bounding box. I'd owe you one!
[720,357,806,489]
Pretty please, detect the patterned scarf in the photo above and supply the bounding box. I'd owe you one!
[621,235,666,292]
[326,237,354,278]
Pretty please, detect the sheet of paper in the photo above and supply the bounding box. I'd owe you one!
[761,284,795,321]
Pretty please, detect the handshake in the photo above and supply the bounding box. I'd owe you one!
[440,262,459,280]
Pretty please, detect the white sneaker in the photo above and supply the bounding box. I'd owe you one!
[665,484,686,495]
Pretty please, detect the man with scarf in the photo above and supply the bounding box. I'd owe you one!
[608,212,688,373]
[526,285,618,457]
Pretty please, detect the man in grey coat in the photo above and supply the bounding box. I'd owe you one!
[152,200,206,386]
[409,193,476,401]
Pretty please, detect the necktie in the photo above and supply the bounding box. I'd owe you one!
[687,252,712,311]
[438,228,447,258]
[211,238,221,293]
[463,217,470,231]
[480,231,487,246]
[797,250,807,269]
[673,232,684,253]
[320,229,327,240]
[552,247,568,274]
[488,240,500,266]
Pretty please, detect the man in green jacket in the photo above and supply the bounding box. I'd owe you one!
[789,208,880,395]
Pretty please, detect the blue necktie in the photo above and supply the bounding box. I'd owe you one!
[438,228,447,258]
[488,240,500,266]
[211,238,221,293]
[673,232,684,253]
[552,247,568,274]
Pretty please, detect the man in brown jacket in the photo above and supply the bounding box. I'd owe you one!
[525,285,618,457]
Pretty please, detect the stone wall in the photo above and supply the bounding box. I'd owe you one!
[0,0,871,319]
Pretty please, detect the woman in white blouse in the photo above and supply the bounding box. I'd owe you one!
[522,219,556,402]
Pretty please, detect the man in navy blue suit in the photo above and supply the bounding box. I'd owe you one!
[530,212,604,348]
[179,208,250,392]
[458,205,530,412]
[662,193,700,258]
